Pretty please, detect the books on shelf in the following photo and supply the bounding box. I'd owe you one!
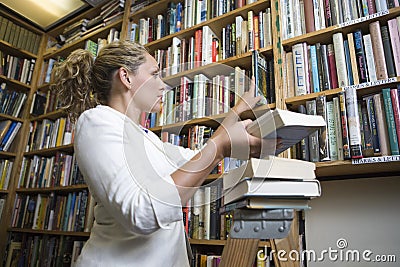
[246,108,326,155]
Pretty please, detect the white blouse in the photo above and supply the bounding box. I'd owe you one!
[74,105,196,267]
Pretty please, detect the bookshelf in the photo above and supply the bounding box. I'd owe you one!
[1,0,399,266]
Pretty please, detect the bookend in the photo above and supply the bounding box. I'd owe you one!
[219,209,294,267]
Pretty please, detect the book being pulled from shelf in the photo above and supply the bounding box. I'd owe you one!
[246,108,327,155]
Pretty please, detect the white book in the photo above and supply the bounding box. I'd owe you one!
[247,108,327,155]
[223,156,316,191]
[342,0,353,22]
[264,8,272,46]
[224,178,321,205]
[332,32,349,87]
[375,0,388,12]
[312,0,321,30]
[235,16,244,54]
[197,74,207,118]
[363,34,378,82]
[292,43,307,96]
[293,0,303,36]
[3,122,22,151]
[203,186,210,240]
[318,0,326,29]
[326,101,338,161]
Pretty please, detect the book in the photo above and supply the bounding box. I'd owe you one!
[223,156,316,191]
[223,178,321,205]
[221,197,310,213]
[345,87,363,159]
[247,108,326,155]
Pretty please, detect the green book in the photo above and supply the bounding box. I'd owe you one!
[382,88,400,155]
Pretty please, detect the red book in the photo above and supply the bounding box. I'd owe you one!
[194,29,202,68]
[367,0,377,14]
[303,0,315,33]
[327,44,339,89]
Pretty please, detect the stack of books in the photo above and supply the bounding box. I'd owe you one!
[222,109,326,211]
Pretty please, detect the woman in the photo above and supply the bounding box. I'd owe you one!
[51,40,269,266]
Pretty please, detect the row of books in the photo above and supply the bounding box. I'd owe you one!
[288,18,400,97]
[131,0,258,42]
[0,120,22,152]
[147,65,272,128]
[0,83,27,118]
[30,90,61,116]
[190,253,222,267]
[0,51,36,85]
[18,153,84,189]
[0,14,42,54]
[293,86,400,162]
[282,0,400,40]
[0,159,13,190]
[52,0,124,47]
[11,191,94,233]
[39,28,121,88]
[26,117,74,152]
[5,236,85,267]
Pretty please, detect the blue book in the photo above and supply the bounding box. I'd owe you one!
[310,45,320,93]
[0,121,17,151]
[343,40,354,86]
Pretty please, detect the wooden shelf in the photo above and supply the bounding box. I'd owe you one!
[0,40,37,59]
[0,74,32,92]
[43,19,124,59]
[0,113,24,123]
[24,144,74,157]
[16,184,88,193]
[285,77,400,109]
[316,159,400,179]
[0,190,8,194]
[8,228,90,237]
[162,47,273,87]
[150,104,275,134]
[282,7,400,49]
[29,108,67,121]
[0,151,17,159]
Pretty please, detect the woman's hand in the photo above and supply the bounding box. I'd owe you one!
[231,76,263,116]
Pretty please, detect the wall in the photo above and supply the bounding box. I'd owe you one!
[304,176,400,267]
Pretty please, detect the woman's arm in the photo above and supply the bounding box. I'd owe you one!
[171,78,265,204]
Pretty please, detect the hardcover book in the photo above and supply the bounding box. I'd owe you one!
[246,108,326,155]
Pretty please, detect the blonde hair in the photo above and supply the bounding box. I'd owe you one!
[51,40,148,122]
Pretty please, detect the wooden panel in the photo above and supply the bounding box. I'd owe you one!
[220,237,260,267]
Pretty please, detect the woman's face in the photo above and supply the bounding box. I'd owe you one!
[130,53,166,113]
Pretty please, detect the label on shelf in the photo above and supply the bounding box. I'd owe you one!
[342,77,397,91]
[352,155,400,164]
[338,10,390,28]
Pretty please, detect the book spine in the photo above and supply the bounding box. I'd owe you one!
[373,93,391,155]
[304,0,315,33]
[306,100,320,162]
[353,30,369,83]
[316,95,330,161]
[369,21,388,80]
[380,25,396,78]
[338,91,352,159]
[310,45,320,93]
[362,34,378,82]
[326,101,338,160]
[292,43,307,96]
[387,19,400,76]
[347,32,360,85]
[333,96,344,160]
[320,44,332,90]
[382,88,400,155]
[390,88,400,147]
[344,87,363,158]
[360,100,374,156]
[332,32,349,87]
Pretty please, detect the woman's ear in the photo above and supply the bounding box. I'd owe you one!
[118,67,133,90]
